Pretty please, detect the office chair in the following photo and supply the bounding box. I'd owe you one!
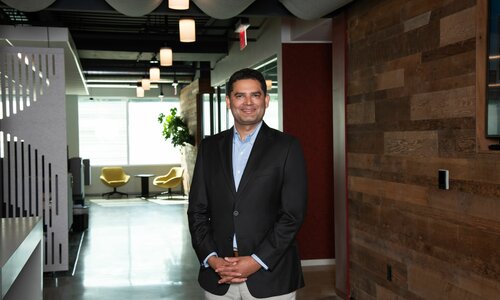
[100,167,130,198]
[153,167,184,199]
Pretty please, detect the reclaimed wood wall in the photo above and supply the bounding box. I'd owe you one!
[347,0,500,298]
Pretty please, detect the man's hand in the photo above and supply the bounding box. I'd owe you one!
[215,256,261,284]
[207,256,245,284]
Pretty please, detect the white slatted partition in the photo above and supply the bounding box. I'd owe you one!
[0,46,68,272]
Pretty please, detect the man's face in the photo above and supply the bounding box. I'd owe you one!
[226,79,270,128]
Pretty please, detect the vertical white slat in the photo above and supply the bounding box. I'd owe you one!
[5,135,13,217]
[5,53,12,117]
[27,143,34,216]
[0,132,6,217]
[0,52,6,119]
[12,53,20,115]
[22,141,29,216]
[15,137,22,216]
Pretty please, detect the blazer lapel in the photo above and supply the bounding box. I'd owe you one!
[236,123,272,196]
[219,128,237,197]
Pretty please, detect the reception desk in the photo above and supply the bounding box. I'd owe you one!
[1,217,43,300]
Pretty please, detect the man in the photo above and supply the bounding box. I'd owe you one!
[188,68,308,299]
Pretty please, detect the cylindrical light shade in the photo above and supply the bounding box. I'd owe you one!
[179,18,196,42]
[160,47,173,66]
[265,80,272,91]
[150,66,160,81]
[141,78,151,90]
[168,0,189,10]
[136,86,144,97]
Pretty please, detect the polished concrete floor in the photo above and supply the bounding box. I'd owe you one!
[43,197,338,300]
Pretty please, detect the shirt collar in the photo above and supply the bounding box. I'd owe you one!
[233,121,263,144]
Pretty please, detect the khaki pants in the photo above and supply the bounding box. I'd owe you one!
[204,283,296,300]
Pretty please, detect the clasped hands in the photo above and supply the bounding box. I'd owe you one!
[208,255,261,284]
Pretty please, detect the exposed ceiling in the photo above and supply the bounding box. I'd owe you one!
[0,0,352,94]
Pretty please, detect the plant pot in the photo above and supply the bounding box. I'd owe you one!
[180,143,197,195]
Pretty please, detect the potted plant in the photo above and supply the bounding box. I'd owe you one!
[158,107,196,195]
[158,107,195,148]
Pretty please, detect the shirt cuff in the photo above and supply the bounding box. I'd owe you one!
[251,254,269,270]
[202,252,218,268]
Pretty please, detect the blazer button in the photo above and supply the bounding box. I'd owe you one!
[233,210,239,216]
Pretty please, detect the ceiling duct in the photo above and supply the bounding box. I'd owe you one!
[0,0,56,12]
[192,0,256,20]
[279,0,353,20]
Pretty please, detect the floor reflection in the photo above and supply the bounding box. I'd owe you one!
[43,197,338,300]
[44,198,203,300]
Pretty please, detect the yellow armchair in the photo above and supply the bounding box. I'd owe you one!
[100,167,130,198]
[153,167,184,198]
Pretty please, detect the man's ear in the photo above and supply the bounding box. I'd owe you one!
[265,94,270,108]
[226,96,231,109]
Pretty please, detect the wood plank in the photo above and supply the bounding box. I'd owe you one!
[410,86,475,120]
[422,37,475,63]
[375,96,410,124]
[347,101,375,125]
[347,131,385,154]
[440,6,476,47]
[417,50,475,83]
[438,128,476,157]
[384,130,438,157]
[404,11,431,32]
[376,69,405,91]
[408,264,483,299]
[349,176,428,206]
[428,189,500,224]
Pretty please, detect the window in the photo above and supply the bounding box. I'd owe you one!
[487,0,500,139]
[79,97,180,165]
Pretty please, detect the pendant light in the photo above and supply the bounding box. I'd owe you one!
[141,77,151,90]
[265,80,272,91]
[149,56,160,81]
[179,18,196,42]
[168,0,189,10]
[136,82,144,97]
[160,47,173,66]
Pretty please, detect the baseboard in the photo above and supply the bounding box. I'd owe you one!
[301,258,336,266]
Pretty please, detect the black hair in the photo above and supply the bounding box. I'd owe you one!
[226,68,267,96]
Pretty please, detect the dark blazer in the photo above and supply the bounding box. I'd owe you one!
[187,122,308,298]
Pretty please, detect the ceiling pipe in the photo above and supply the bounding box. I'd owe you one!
[279,0,353,20]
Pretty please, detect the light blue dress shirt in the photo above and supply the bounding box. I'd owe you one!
[203,122,269,270]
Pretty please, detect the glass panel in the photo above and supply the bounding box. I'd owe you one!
[255,56,279,130]
[487,0,500,138]
[202,93,212,138]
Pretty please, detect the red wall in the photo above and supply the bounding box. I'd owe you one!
[282,43,334,259]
